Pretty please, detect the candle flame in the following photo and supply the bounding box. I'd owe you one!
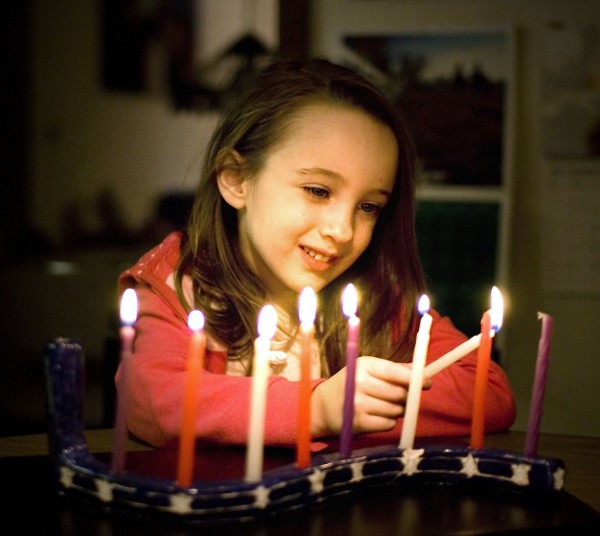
[490,286,503,334]
[187,309,205,331]
[417,294,430,315]
[299,287,317,326]
[342,284,358,318]
[120,288,138,326]
[258,304,277,339]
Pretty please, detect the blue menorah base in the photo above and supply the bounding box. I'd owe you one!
[44,338,565,525]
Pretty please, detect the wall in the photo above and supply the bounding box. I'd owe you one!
[311,0,600,438]
[23,0,600,438]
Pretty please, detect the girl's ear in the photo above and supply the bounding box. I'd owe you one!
[216,150,249,209]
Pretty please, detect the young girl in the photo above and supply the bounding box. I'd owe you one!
[118,57,515,449]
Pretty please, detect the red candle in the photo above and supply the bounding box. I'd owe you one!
[470,286,503,450]
[340,284,360,458]
[297,287,316,468]
[177,310,206,487]
[111,288,138,473]
[524,312,553,457]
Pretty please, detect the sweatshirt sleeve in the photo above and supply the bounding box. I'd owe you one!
[417,310,516,437]
[348,310,516,448]
[119,284,323,448]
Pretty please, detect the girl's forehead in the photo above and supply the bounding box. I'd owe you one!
[264,104,399,192]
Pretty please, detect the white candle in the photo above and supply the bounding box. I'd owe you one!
[399,294,432,449]
[245,304,277,481]
[423,335,481,377]
[424,287,504,378]
[111,288,138,473]
[340,283,360,458]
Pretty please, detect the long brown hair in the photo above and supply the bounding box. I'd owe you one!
[175,57,425,375]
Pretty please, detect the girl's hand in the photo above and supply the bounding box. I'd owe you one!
[310,355,431,438]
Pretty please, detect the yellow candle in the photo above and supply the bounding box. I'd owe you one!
[245,304,277,481]
[176,310,206,487]
[399,294,432,449]
[297,287,316,468]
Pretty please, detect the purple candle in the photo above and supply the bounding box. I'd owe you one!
[524,312,554,457]
[340,284,360,458]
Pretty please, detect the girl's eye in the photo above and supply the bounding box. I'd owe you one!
[359,202,381,216]
[303,186,330,199]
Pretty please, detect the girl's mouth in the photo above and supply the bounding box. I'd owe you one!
[301,245,334,263]
[300,246,337,272]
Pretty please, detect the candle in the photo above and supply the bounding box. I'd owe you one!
[297,287,316,468]
[340,283,360,458]
[423,335,481,377]
[524,312,554,457]
[111,288,138,473]
[470,286,503,450]
[400,294,433,449]
[245,304,277,481]
[176,310,206,487]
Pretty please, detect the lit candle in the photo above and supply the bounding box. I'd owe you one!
[177,310,206,487]
[111,288,138,473]
[340,283,360,458]
[470,286,503,450]
[524,312,554,458]
[399,294,433,449]
[423,335,481,377]
[297,287,316,468]
[245,304,277,481]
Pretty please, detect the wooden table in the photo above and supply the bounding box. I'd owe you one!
[0,429,598,535]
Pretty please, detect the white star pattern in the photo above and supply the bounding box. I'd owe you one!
[169,492,194,514]
[461,453,479,477]
[401,448,424,476]
[95,479,114,502]
[253,485,270,509]
[553,467,565,491]
[308,468,326,494]
[59,466,74,488]
[511,464,531,486]
[350,461,365,483]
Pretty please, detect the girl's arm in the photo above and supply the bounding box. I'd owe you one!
[119,284,323,448]
[310,310,515,442]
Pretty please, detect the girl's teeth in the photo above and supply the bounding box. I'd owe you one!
[304,247,331,262]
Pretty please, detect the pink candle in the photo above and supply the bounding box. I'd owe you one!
[297,287,316,469]
[111,288,138,473]
[470,286,503,450]
[524,312,554,457]
[399,294,432,449]
[245,305,277,481]
[177,310,206,487]
[340,284,360,458]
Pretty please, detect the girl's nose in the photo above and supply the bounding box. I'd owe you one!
[319,208,354,243]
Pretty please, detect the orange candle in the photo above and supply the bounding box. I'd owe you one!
[176,310,206,487]
[111,288,138,473]
[470,286,503,449]
[297,287,316,468]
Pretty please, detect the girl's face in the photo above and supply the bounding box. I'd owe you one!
[231,104,398,309]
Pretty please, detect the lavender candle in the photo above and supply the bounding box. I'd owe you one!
[524,312,554,457]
